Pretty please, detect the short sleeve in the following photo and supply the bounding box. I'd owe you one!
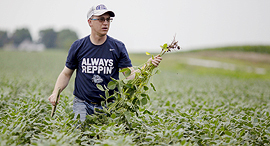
[118,43,132,68]
[65,41,79,70]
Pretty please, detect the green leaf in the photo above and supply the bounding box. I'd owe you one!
[225,131,232,136]
[110,77,119,83]
[120,68,131,77]
[172,104,176,108]
[165,101,170,106]
[145,136,154,141]
[141,93,147,97]
[154,69,161,75]
[141,93,150,101]
[247,122,253,128]
[96,84,105,91]
[119,68,128,72]
[163,48,168,52]
[124,111,131,123]
[111,113,116,119]
[163,43,168,49]
[150,83,156,91]
[141,97,148,106]
[99,95,105,100]
[107,81,117,90]
[143,86,149,91]
[146,52,151,55]
[124,83,133,89]
[181,140,186,145]
[143,110,152,115]
[240,130,245,136]
[105,90,109,98]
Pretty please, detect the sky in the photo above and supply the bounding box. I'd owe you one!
[0,0,270,53]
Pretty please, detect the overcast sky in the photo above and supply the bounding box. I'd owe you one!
[1,0,270,52]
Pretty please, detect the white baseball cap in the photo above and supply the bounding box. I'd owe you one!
[87,4,115,20]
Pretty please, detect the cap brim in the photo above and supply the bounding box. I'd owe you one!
[94,10,115,17]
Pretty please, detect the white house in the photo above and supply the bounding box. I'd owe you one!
[18,39,45,52]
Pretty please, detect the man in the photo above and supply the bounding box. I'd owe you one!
[48,4,162,121]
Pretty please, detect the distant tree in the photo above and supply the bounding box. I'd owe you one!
[0,30,9,48]
[39,28,57,48]
[56,29,78,49]
[11,28,32,47]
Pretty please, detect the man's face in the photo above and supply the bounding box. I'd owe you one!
[89,13,112,37]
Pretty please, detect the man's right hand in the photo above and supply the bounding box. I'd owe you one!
[48,93,59,106]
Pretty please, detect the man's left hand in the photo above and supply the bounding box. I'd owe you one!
[148,55,162,67]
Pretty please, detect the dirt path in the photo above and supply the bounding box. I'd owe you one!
[183,51,270,64]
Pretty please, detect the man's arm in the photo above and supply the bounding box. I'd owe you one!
[48,66,74,106]
[125,55,162,80]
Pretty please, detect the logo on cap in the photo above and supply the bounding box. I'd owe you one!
[96,4,107,10]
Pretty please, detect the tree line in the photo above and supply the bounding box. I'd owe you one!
[0,28,78,49]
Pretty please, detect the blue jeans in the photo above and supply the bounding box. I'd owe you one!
[73,97,103,122]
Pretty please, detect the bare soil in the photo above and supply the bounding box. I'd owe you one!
[179,51,270,64]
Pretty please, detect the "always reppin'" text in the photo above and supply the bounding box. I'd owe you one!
[81,58,114,74]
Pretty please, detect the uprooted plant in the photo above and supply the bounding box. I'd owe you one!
[83,36,181,126]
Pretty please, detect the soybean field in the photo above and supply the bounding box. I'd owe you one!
[0,48,270,145]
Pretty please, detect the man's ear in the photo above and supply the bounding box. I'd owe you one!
[88,19,92,27]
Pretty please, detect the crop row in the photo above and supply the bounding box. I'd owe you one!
[1,71,270,145]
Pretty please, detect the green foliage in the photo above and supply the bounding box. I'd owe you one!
[0,74,80,146]
[39,28,57,48]
[0,30,8,48]
[11,28,32,46]
[39,28,78,49]
[92,41,181,122]
[0,50,270,145]
[94,64,159,120]
[56,29,78,49]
